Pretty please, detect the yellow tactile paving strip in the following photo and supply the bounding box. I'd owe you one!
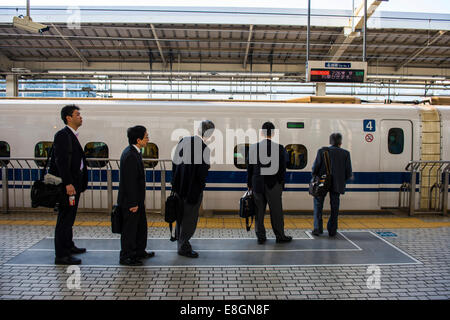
[0,217,450,229]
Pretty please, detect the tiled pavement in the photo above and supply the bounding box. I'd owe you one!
[0,212,449,300]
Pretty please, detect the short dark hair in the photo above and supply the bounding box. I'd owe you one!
[262,121,275,137]
[127,125,147,145]
[199,120,215,138]
[330,133,343,146]
[61,104,80,124]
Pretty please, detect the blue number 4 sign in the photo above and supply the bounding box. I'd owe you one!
[364,120,376,132]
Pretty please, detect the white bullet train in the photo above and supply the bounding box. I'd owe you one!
[0,97,449,212]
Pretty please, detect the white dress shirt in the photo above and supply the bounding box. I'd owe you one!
[133,144,141,154]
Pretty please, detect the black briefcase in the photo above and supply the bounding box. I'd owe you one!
[239,190,255,231]
[111,205,122,234]
[165,191,183,241]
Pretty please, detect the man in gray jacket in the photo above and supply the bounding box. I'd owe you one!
[311,133,352,237]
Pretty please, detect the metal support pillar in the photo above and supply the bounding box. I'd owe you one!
[107,169,113,212]
[160,166,166,215]
[6,74,18,97]
[409,166,416,216]
[2,167,9,214]
[363,0,367,62]
[306,0,311,64]
[444,166,449,216]
[315,82,326,96]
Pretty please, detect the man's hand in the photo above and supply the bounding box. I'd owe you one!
[129,206,138,213]
[66,184,76,196]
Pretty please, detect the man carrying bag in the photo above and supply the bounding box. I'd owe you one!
[311,133,352,237]
[48,105,88,265]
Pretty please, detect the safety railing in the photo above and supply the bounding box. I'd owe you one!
[0,157,173,214]
[398,182,411,210]
[404,160,450,216]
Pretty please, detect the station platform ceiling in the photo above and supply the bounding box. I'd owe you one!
[0,6,449,82]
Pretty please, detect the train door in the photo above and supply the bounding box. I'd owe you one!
[379,120,413,208]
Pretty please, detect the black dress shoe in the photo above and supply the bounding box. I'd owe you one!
[328,231,337,237]
[178,250,199,258]
[136,251,155,259]
[257,238,267,245]
[276,236,293,243]
[312,229,321,236]
[55,256,81,265]
[120,258,143,266]
[70,246,86,254]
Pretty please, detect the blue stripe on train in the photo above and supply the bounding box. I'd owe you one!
[0,169,417,185]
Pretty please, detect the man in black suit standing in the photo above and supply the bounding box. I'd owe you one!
[247,122,292,245]
[311,133,352,237]
[50,105,88,265]
[117,125,155,266]
[171,120,215,258]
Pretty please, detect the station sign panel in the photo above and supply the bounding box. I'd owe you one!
[307,60,368,83]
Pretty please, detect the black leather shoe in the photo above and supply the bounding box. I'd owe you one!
[120,258,143,266]
[328,231,337,237]
[178,250,199,258]
[276,236,293,243]
[312,229,321,236]
[70,246,86,254]
[55,256,81,265]
[257,238,267,245]
[136,251,155,259]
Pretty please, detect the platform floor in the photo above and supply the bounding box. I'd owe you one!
[0,212,449,300]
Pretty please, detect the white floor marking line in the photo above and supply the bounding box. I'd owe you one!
[338,231,363,251]
[368,231,422,264]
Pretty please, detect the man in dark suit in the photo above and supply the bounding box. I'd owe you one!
[311,133,352,237]
[247,122,292,245]
[117,125,155,266]
[171,120,215,258]
[49,105,88,265]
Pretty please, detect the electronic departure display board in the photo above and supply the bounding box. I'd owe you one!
[307,61,367,83]
[310,69,365,83]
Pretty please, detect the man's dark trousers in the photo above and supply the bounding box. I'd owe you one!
[120,206,148,260]
[55,192,80,258]
[313,191,340,234]
[176,193,203,253]
[253,182,285,240]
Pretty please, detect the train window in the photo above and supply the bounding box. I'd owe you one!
[84,142,109,168]
[285,144,307,170]
[388,128,404,154]
[234,144,250,169]
[34,141,53,167]
[0,141,10,167]
[142,143,159,168]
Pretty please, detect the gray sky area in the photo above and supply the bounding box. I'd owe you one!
[4,0,450,14]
